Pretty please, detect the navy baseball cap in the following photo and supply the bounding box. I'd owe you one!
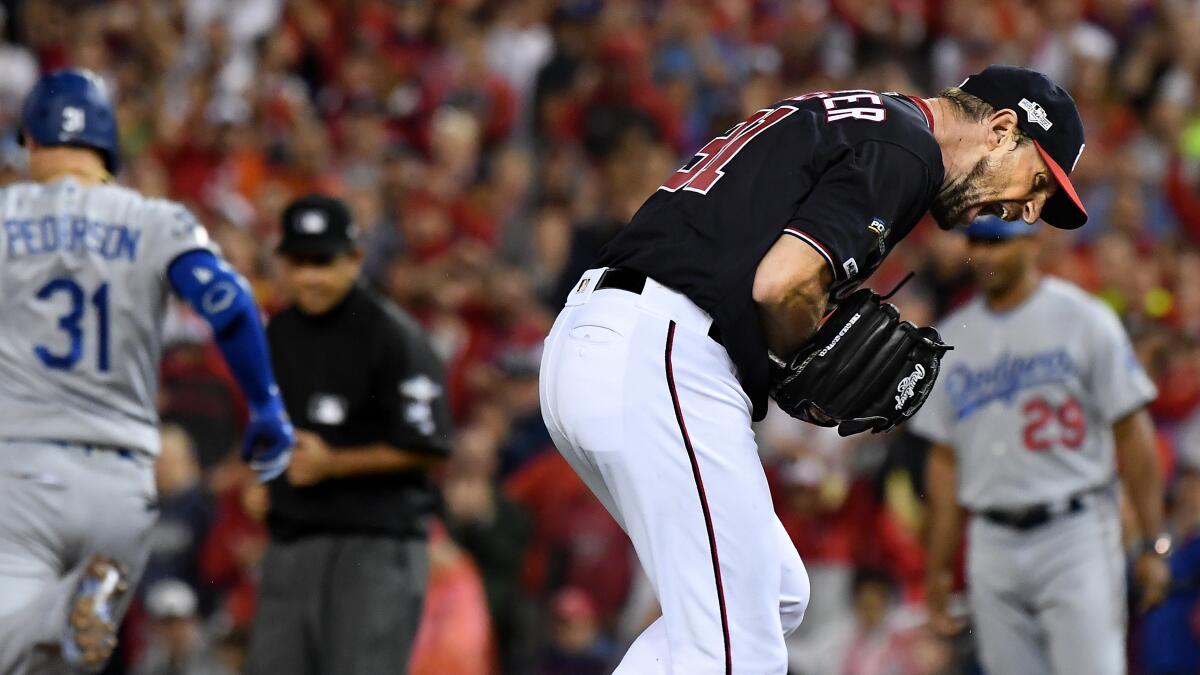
[959,65,1088,230]
[277,194,358,258]
[965,215,1037,241]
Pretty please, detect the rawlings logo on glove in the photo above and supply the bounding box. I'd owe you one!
[894,364,926,410]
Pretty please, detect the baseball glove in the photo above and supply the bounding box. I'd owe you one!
[768,286,952,436]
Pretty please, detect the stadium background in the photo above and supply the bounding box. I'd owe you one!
[2,0,1199,673]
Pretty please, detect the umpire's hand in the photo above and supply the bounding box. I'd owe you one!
[287,431,336,487]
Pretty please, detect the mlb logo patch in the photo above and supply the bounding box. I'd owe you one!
[1018,98,1053,130]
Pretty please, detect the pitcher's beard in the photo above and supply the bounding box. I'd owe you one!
[930,156,991,230]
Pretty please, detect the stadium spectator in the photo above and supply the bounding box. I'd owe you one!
[143,426,215,609]
[505,448,635,625]
[198,472,268,631]
[535,587,618,675]
[159,336,247,471]
[133,580,226,675]
[408,523,495,675]
[442,421,532,673]
[837,570,928,675]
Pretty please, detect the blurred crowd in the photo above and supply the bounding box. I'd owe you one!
[5,0,1200,673]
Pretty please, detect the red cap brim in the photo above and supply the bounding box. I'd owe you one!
[1033,141,1088,230]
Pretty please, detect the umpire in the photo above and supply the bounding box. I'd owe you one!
[245,195,452,675]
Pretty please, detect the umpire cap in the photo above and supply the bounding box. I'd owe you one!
[21,69,120,173]
[959,65,1088,230]
[278,195,358,258]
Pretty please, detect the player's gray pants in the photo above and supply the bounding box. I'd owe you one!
[0,439,156,675]
[244,535,429,675]
[967,493,1126,675]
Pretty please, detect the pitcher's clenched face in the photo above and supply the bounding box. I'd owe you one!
[931,112,1058,230]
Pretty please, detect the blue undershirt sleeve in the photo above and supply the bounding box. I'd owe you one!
[166,249,280,410]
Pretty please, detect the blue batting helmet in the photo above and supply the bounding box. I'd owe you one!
[21,69,119,173]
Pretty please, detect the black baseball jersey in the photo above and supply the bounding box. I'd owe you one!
[265,284,452,541]
[599,91,944,421]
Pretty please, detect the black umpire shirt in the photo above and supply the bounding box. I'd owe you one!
[600,91,945,421]
[265,284,452,541]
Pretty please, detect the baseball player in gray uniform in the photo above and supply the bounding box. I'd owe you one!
[0,70,293,673]
[911,215,1172,675]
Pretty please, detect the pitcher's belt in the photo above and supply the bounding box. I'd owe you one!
[596,268,723,345]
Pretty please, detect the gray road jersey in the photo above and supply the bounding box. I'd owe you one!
[0,177,213,455]
[909,278,1156,510]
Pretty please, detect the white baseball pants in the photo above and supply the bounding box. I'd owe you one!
[540,269,810,675]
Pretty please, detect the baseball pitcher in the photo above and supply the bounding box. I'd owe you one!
[0,69,293,673]
[540,65,1089,673]
[911,216,1170,675]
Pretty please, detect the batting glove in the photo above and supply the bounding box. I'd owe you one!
[242,398,295,482]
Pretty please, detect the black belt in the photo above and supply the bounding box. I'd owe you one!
[595,267,649,294]
[979,495,1086,532]
[595,268,723,345]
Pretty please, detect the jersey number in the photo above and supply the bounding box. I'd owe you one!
[659,106,798,194]
[1022,397,1086,451]
[34,277,111,372]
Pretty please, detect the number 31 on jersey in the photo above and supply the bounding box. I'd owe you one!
[34,276,111,373]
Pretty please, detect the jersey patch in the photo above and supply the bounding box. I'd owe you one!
[171,210,209,246]
[869,218,889,255]
[1018,98,1053,130]
[400,374,442,437]
[309,393,349,426]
